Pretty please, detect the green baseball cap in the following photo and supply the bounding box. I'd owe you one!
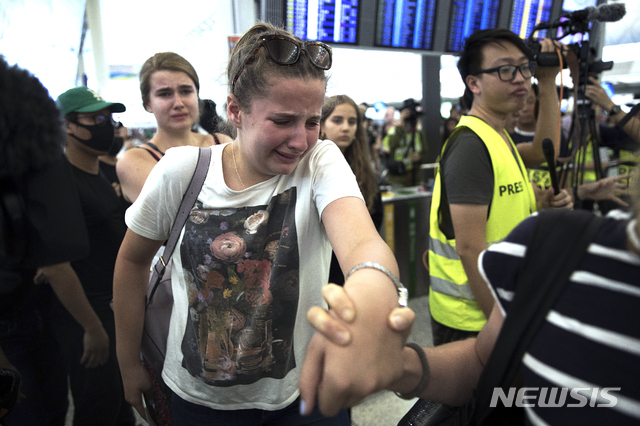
[57,86,126,117]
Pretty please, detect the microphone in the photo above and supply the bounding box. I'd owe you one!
[532,3,626,33]
[542,138,560,195]
[597,3,627,23]
[561,3,626,23]
[563,6,598,22]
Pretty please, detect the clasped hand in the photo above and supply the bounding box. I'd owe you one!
[299,283,415,417]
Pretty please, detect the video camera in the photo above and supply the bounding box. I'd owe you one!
[526,39,567,68]
[586,58,613,78]
[527,38,614,77]
[526,2,625,68]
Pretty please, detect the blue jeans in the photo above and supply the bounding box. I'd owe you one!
[171,391,350,426]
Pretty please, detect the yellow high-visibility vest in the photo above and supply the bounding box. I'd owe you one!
[428,116,536,331]
[618,149,639,177]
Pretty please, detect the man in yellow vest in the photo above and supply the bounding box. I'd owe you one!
[583,76,640,205]
[428,29,573,346]
[565,77,640,211]
[382,98,427,187]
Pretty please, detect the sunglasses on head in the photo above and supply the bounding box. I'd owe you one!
[232,34,332,94]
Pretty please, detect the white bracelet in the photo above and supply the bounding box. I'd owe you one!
[345,262,408,307]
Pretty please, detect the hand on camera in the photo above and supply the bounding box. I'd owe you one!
[584,76,614,111]
[535,38,565,81]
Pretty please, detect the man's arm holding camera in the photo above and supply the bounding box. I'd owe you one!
[518,38,562,168]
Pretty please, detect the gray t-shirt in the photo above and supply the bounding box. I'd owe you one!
[437,128,494,239]
[442,128,494,205]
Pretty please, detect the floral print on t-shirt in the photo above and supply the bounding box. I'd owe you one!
[179,188,299,386]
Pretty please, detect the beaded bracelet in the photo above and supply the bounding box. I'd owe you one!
[345,262,408,307]
[395,342,430,400]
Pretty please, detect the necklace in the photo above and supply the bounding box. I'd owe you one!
[231,143,245,189]
[627,219,640,253]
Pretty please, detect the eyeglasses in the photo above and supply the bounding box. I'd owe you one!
[232,34,332,94]
[73,113,115,127]
[473,61,537,82]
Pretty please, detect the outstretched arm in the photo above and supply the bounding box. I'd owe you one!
[389,304,503,405]
[301,287,504,412]
[300,196,409,417]
[577,174,631,207]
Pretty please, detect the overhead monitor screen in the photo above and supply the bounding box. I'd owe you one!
[447,0,502,52]
[374,0,438,50]
[286,0,359,44]
[510,0,554,39]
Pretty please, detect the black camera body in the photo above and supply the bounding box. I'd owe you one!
[586,59,613,78]
[527,38,568,68]
[576,58,614,101]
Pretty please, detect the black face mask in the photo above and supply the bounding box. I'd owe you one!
[71,121,115,152]
[108,137,124,156]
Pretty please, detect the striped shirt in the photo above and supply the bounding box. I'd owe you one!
[479,212,640,425]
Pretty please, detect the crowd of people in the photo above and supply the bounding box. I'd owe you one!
[1,19,639,426]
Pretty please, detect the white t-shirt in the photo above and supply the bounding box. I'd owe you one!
[126,140,363,410]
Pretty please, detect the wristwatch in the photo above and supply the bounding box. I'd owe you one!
[608,104,622,115]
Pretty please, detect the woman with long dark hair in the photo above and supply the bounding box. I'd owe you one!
[321,95,383,285]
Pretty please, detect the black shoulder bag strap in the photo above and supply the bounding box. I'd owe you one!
[147,147,212,306]
[472,209,603,425]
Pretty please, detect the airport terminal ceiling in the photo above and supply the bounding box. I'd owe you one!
[1,0,639,127]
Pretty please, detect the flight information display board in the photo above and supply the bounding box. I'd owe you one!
[286,0,359,44]
[374,0,437,50]
[447,0,501,52]
[510,0,554,39]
